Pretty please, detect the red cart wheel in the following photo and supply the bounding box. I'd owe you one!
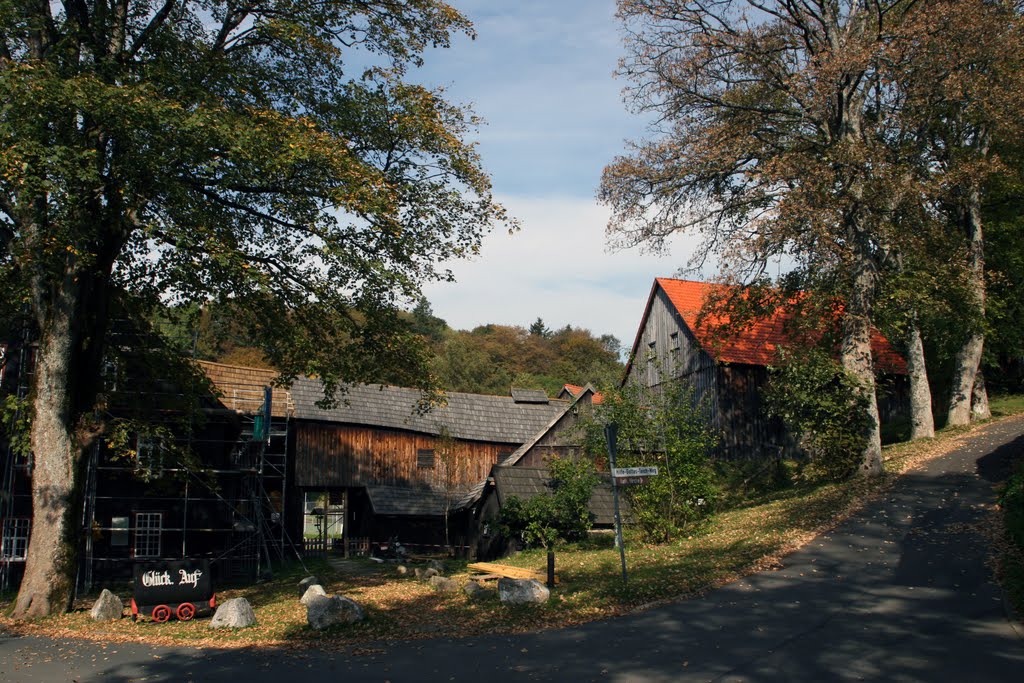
[176,602,196,621]
[151,604,172,623]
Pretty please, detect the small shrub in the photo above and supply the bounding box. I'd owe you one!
[763,348,872,481]
[498,457,599,550]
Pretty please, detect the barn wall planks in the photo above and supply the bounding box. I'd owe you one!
[294,422,511,489]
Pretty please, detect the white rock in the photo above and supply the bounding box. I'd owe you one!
[90,589,123,621]
[209,597,256,629]
[498,578,550,604]
[300,584,328,605]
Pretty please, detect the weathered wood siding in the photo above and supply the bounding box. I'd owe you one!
[715,365,793,459]
[294,422,510,490]
[624,288,720,423]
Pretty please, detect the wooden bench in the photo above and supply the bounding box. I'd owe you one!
[467,562,559,585]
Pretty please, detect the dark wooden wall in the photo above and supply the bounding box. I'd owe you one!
[293,421,514,490]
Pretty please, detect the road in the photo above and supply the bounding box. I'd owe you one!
[3,417,1023,682]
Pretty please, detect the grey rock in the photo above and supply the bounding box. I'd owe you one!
[428,575,460,592]
[463,581,492,600]
[420,567,439,581]
[498,578,550,604]
[306,595,366,630]
[210,597,256,629]
[90,589,123,621]
[396,565,408,575]
[300,584,327,605]
[427,559,445,573]
[297,575,321,596]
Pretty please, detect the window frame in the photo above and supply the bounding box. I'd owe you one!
[132,511,163,559]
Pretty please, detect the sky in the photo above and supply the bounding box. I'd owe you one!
[410,0,707,350]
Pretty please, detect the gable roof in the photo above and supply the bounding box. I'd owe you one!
[198,360,565,445]
[628,278,907,374]
[558,384,604,404]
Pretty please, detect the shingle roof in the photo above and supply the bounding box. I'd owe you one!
[645,278,907,374]
[560,384,604,404]
[288,376,564,444]
[492,466,621,526]
[365,485,452,517]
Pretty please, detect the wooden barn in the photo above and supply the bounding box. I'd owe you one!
[623,278,909,460]
[198,365,569,557]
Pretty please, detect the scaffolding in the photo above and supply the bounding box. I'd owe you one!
[1,318,300,594]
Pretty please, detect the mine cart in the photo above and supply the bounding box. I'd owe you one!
[130,559,216,622]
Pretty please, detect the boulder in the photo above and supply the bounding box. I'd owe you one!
[90,589,123,621]
[300,584,328,605]
[297,575,321,596]
[427,559,445,573]
[428,575,460,592]
[463,581,492,601]
[498,578,550,605]
[396,565,409,576]
[417,567,439,581]
[306,595,366,630]
[210,597,256,629]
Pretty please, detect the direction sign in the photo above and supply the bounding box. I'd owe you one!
[611,467,659,478]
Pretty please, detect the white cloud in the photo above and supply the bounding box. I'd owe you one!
[421,195,712,348]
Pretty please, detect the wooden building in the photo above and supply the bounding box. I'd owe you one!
[623,278,908,460]
[197,365,570,556]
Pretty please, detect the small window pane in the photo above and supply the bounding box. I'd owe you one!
[111,516,129,546]
[134,512,162,558]
[417,449,435,469]
[1,518,30,560]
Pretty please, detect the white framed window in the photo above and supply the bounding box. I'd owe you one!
[133,512,162,558]
[1,517,30,561]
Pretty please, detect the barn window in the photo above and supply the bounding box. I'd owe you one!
[133,512,162,558]
[1,517,30,560]
[417,449,436,469]
[670,332,680,351]
[110,516,129,547]
[646,340,656,362]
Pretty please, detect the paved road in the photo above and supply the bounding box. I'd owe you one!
[3,417,1024,682]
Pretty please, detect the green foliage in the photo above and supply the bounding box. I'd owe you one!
[581,383,719,544]
[1001,467,1024,548]
[498,457,599,550]
[429,323,624,396]
[763,349,872,481]
[0,394,31,460]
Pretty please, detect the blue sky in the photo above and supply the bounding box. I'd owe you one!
[411,0,704,349]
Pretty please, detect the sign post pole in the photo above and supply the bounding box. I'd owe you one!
[604,422,628,588]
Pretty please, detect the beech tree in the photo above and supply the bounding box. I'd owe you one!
[0,1,508,618]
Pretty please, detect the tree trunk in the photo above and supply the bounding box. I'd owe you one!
[906,322,935,439]
[13,289,89,618]
[947,185,986,426]
[971,368,991,421]
[842,251,883,478]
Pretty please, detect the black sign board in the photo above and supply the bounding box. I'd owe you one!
[133,559,212,607]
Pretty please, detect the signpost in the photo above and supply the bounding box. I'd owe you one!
[605,425,661,588]
[604,423,629,587]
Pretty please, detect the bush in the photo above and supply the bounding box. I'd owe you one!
[498,456,599,550]
[581,382,718,544]
[1002,467,1024,547]
[763,348,872,481]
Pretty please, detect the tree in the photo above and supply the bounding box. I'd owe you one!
[497,456,599,550]
[0,1,508,618]
[528,317,551,339]
[581,382,718,544]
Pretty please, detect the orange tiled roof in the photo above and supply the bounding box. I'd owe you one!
[562,384,605,404]
[654,278,907,374]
